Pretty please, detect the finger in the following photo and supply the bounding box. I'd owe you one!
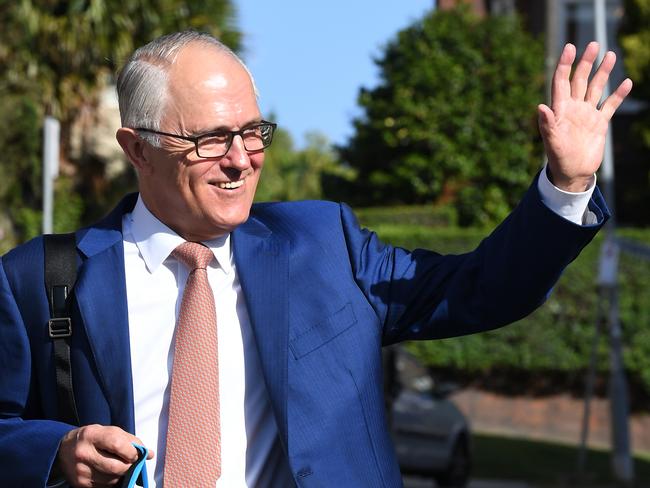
[551,44,577,111]
[91,447,134,476]
[89,425,141,463]
[570,41,599,101]
[600,78,633,120]
[537,104,556,136]
[68,445,131,481]
[586,51,616,106]
[132,435,155,459]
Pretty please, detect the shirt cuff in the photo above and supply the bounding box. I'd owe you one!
[537,164,598,226]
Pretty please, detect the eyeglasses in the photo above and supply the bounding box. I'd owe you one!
[135,121,277,158]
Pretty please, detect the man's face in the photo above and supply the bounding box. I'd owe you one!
[138,44,264,241]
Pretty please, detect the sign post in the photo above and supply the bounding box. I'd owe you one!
[593,0,634,483]
[42,116,60,234]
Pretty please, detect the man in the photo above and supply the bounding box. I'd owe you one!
[0,30,632,487]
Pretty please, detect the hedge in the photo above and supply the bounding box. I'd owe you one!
[355,207,650,397]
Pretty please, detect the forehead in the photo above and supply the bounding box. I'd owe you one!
[163,43,259,131]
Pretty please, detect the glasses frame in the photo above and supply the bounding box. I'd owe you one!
[134,120,277,158]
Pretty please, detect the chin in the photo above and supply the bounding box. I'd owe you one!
[212,209,251,233]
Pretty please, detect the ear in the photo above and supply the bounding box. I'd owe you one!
[116,128,155,176]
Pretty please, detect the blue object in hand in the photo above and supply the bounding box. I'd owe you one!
[120,443,148,488]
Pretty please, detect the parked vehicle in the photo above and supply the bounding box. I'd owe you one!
[385,347,471,487]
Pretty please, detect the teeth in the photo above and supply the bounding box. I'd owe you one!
[218,180,244,189]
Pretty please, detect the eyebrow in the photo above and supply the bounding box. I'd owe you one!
[187,118,264,137]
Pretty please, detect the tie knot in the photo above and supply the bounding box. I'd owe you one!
[172,242,213,271]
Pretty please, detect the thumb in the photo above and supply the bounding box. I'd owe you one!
[537,104,555,134]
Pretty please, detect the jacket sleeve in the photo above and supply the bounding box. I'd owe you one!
[0,257,75,487]
[341,177,609,345]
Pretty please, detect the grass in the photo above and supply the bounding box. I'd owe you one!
[471,433,650,487]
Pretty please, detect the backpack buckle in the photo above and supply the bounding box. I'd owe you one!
[48,318,72,338]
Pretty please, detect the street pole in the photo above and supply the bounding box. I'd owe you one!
[42,116,60,235]
[577,285,605,479]
[593,0,634,483]
[545,0,560,106]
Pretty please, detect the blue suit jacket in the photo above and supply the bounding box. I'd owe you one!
[0,181,607,487]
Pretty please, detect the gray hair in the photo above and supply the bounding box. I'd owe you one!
[116,30,257,145]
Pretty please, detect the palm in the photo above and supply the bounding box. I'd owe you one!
[538,43,632,192]
[544,98,607,177]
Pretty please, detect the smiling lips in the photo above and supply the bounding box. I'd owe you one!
[217,179,244,190]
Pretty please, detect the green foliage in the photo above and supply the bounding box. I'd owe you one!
[340,7,545,226]
[13,177,84,240]
[0,0,241,244]
[257,127,353,202]
[0,94,42,211]
[621,0,650,102]
[0,92,43,242]
[356,204,458,228]
[0,91,85,243]
[0,0,241,120]
[620,0,650,149]
[355,208,650,394]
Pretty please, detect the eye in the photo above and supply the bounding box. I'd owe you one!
[201,131,230,143]
[252,124,273,142]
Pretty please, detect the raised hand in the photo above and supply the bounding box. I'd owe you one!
[538,42,633,192]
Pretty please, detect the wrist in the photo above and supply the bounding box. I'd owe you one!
[546,166,594,193]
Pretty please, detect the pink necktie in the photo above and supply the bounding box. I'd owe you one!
[164,242,221,487]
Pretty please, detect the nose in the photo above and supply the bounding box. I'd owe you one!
[223,134,250,170]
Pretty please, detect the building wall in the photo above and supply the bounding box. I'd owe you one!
[438,0,486,15]
[452,387,650,453]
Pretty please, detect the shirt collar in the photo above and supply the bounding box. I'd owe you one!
[128,195,232,274]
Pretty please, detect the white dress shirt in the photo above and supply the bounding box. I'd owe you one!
[123,197,292,487]
[120,168,595,486]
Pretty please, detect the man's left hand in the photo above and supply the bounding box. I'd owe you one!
[538,42,633,192]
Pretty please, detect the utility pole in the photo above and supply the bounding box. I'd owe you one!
[593,0,634,483]
[545,0,560,105]
[42,116,60,235]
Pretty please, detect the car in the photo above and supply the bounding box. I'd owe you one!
[385,346,472,487]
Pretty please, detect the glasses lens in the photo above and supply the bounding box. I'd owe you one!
[197,132,230,158]
[195,124,275,157]
[243,124,274,152]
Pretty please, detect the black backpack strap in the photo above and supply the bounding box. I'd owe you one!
[44,233,80,426]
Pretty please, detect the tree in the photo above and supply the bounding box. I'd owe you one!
[620,0,650,149]
[620,0,650,104]
[615,0,650,226]
[0,93,44,251]
[0,0,241,242]
[339,7,545,226]
[1,1,240,125]
[257,126,351,202]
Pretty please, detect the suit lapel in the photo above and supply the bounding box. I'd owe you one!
[74,195,137,432]
[233,217,290,447]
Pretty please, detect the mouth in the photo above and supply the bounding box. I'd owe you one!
[209,178,245,190]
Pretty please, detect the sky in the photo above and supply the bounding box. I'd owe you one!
[237,1,435,149]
